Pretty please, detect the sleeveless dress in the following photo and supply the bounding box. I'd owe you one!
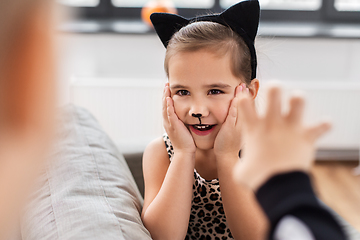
[163,134,234,240]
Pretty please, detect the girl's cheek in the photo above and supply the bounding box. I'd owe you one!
[172,99,187,120]
[214,99,233,123]
[220,109,230,123]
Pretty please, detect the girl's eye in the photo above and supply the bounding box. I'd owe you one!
[208,89,223,95]
[176,90,190,96]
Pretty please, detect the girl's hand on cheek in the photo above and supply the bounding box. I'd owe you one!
[214,83,248,160]
[163,83,196,155]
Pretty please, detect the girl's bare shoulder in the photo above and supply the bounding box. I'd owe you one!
[143,136,170,169]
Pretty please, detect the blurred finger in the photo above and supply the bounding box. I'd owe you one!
[265,85,282,122]
[286,93,305,125]
[305,121,332,142]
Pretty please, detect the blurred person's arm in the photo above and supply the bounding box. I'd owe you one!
[256,171,347,240]
[0,1,56,239]
[234,85,347,240]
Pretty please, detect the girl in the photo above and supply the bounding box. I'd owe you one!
[142,1,267,239]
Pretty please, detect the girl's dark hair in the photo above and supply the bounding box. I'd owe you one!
[165,21,252,85]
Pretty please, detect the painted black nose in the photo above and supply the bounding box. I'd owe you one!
[192,113,202,118]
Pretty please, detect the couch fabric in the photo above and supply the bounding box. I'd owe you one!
[21,105,152,240]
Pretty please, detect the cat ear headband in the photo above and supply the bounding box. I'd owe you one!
[150,0,260,80]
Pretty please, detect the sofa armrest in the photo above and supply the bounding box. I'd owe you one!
[21,105,152,240]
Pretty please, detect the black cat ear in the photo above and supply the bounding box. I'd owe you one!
[218,0,259,80]
[150,1,260,80]
[220,0,260,43]
[150,13,190,48]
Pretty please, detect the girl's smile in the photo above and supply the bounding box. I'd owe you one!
[189,124,217,136]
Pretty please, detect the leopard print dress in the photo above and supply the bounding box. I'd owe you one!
[163,134,234,240]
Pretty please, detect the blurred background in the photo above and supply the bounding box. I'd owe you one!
[56,0,360,158]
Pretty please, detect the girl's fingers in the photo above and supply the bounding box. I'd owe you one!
[265,85,282,122]
[305,121,332,142]
[234,84,247,125]
[225,98,238,128]
[162,84,170,125]
[221,84,246,132]
[234,84,244,97]
[166,97,178,129]
[238,91,258,129]
[286,94,305,125]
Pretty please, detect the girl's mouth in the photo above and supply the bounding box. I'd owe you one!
[189,124,216,136]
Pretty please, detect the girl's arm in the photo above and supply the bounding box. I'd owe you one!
[141,138,195,240]
[214,84,268,239]
[256,172,346,240]
[216,155,268,240]
[141,84,196,240]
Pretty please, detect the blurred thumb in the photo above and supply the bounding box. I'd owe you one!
[306,121,332,142]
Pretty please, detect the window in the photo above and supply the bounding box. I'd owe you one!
[112,0,214,8]
[335,0,360,11]
[325,0,360,22]
[58,0,99,7]
[111,0,145,7]
[59,0,360,37]
[221,0,322,10]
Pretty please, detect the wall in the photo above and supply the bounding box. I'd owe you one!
[58,34,360,84]
[58,33,360,156]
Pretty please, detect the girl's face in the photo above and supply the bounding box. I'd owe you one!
[168,49,244,150]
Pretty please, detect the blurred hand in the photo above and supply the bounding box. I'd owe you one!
[234,84,331,190]
[163,83,196,155]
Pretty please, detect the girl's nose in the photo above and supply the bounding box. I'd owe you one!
[189,103,209,121]
[191,113,202,118]
[192,113,202,124]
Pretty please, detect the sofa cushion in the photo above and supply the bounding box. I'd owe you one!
[21,105,152,240]
[123,152,145,197]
